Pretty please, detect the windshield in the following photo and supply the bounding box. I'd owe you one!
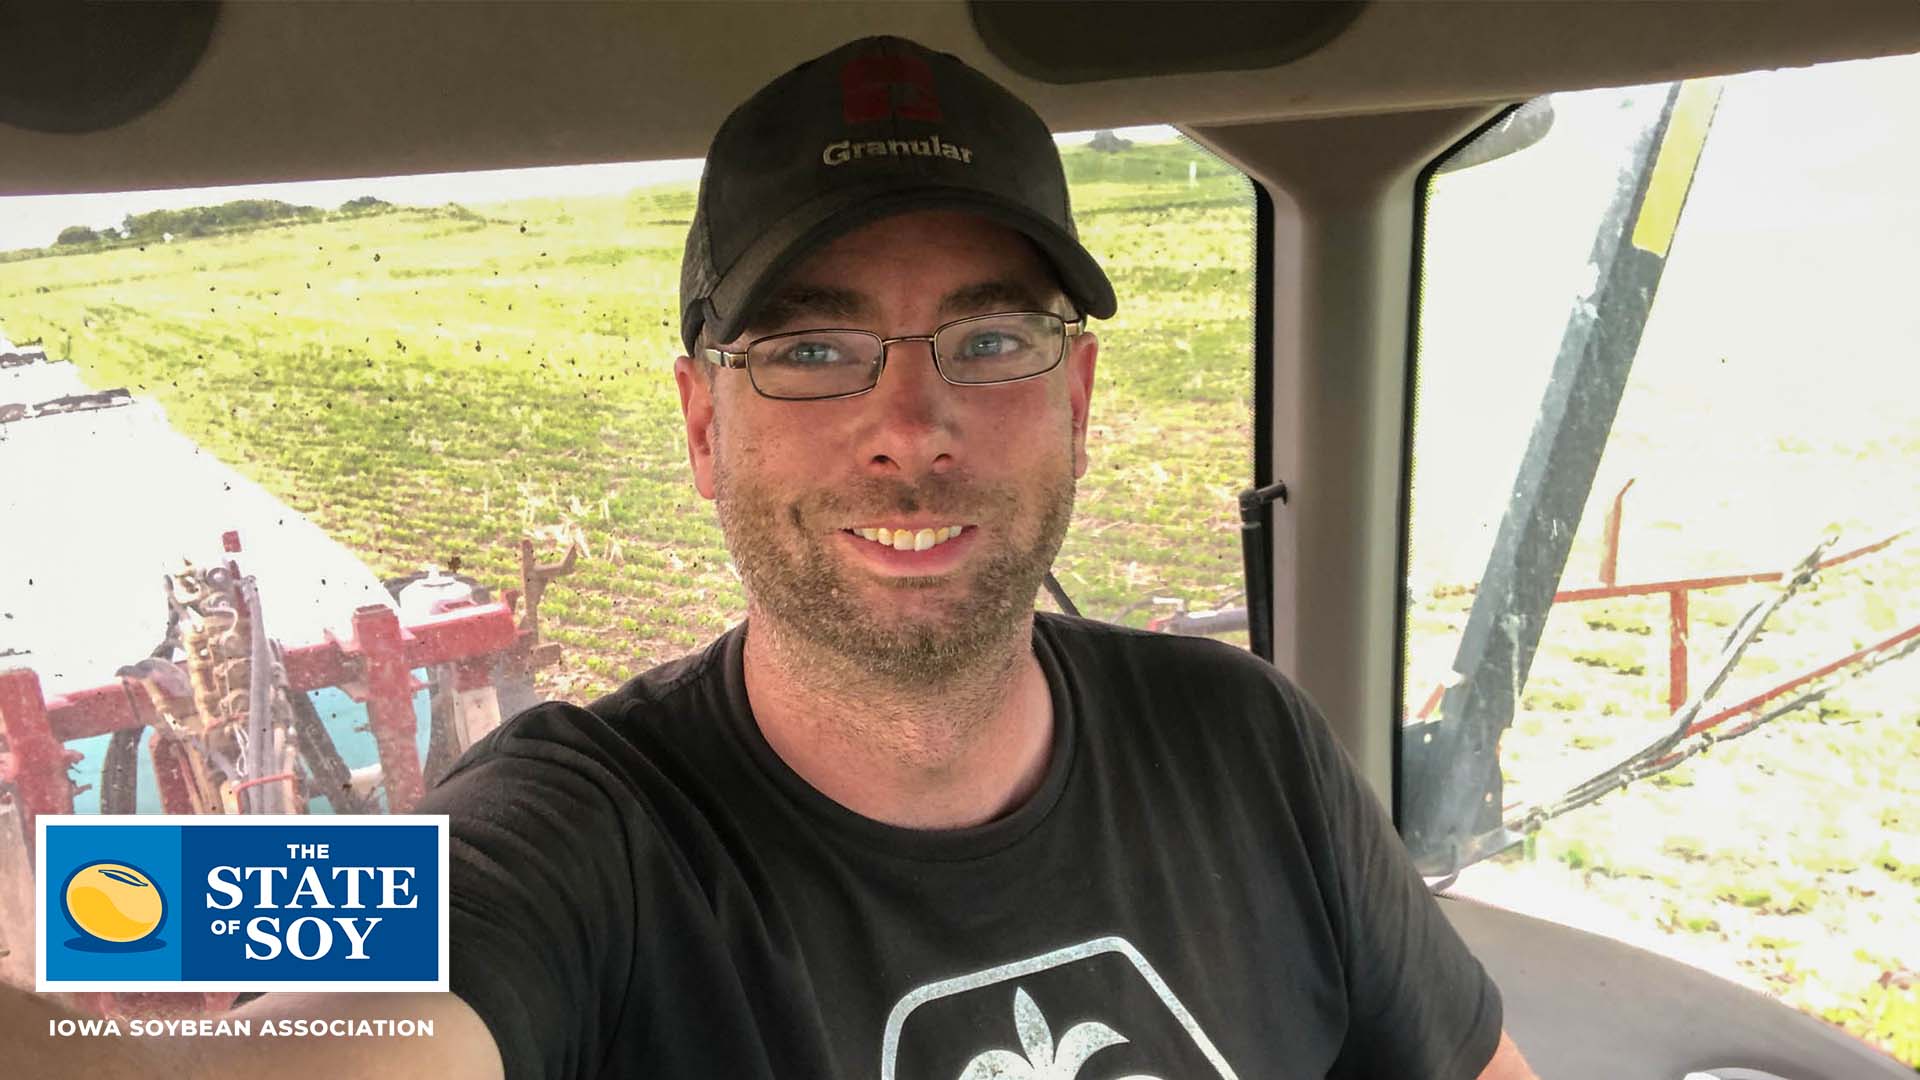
[0,129,1258,990]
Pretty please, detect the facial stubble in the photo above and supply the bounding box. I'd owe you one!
[712,424,1076,690]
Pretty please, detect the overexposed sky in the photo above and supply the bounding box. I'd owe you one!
[0,159,705,254]
[0,126,1180,254]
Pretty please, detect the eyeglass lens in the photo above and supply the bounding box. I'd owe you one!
[746,313,1064,399]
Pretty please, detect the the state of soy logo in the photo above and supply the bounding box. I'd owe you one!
[36,815,447,992]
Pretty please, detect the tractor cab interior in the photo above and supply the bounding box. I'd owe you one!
[4,3,1920,1076]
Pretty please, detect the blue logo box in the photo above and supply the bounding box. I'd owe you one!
[37,815,447,992]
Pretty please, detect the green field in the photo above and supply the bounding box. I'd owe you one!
[4,134,1916,1062]
[0,143,1256,697]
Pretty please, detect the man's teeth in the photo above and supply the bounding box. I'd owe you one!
[854,526,965,551]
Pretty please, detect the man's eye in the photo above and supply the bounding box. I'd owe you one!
[771,339,845,366]
[958,330,1023,357]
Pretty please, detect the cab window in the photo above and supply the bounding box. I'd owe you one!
[1402,52,1920,1063]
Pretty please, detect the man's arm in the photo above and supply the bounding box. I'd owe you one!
[1478,1029,1538,1080]
[2,982,503,1079]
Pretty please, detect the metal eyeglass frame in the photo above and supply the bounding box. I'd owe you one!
[700,311,1086,401]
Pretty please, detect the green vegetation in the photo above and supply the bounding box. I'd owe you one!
[120,198,328,240]
[1470,625,1920,1065]
[1520,682,1584,712]
[1571,643,1648,676]
[1583,601,1654,635]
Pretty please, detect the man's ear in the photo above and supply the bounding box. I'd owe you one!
[1066,330,1098,478]
[673,355,719,500]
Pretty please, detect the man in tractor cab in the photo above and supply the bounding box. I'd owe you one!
[5,35,1534,1080]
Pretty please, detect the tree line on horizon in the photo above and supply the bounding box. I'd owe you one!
[50,195,395,249]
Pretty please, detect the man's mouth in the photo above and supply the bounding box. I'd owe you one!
[842,524,970,552]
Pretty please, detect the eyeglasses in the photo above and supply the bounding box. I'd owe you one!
[702,311,1084,401]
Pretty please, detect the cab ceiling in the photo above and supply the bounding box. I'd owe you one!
[4,0,1919,196]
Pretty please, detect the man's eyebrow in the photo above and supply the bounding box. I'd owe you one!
[743,285,870,334]
[937,280,1057,318]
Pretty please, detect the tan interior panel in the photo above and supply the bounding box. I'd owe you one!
[4,1,1919,195]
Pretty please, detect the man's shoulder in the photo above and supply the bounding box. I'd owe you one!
[1034,610,1293,695]
[1035,613,1344,812]
[586,624,738,722]
[446,625,740,774]
[1032,610,1322,746]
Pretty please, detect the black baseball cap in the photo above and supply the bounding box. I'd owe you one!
[679,35,1118,356]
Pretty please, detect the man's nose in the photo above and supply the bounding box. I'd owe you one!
[858,338,957,477]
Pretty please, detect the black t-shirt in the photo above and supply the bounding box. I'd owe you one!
[420,613,1501,1079]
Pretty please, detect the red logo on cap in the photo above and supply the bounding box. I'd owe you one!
[840,51,942,123]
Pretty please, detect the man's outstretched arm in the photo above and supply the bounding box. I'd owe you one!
[1479,1029,1539,1080]
[2,981,503,1080]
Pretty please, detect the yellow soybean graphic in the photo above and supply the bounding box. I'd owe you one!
[65,862,164,943]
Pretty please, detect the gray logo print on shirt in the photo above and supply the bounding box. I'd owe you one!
[880,936,1239,1080]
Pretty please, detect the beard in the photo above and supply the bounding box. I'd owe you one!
[712,447,1075,688]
